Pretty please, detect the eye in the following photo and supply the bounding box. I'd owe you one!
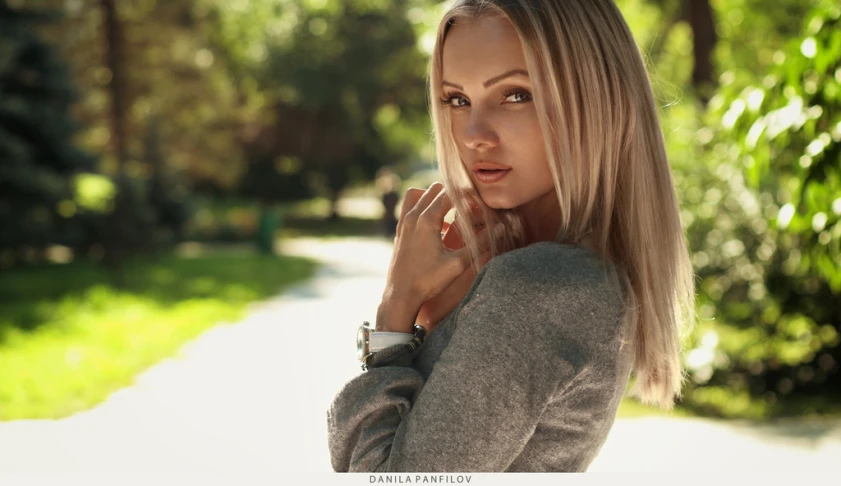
[502,89,532,104]
[440,93,469,108]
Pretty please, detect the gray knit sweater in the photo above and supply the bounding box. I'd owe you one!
[327,241,634,472]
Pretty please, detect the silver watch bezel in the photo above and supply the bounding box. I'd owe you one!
[356,321,373,362]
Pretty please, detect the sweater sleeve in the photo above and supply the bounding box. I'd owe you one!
[326,243,624,472]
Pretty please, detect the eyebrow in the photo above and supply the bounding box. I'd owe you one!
[442,68,529,91]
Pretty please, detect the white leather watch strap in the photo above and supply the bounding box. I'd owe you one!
[369,331,414,353]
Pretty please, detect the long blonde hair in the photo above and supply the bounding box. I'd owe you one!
[429,0,696,410]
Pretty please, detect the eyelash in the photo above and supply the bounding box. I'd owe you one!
[439,89,532,108]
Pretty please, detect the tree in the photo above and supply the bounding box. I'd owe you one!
[681,0,841,414]
[207,0,434,219]
[641,0,718,102]
[29,0,250,189]
[640,0,820,104]
[0,0,97,266]
[99,0,128,171]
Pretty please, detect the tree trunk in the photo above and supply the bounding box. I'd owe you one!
[100,0,132,278]
[686,0,717,104]
[101,0,128,172]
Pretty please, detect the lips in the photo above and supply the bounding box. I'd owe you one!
[471,161,512,184]
[472,161,512,171]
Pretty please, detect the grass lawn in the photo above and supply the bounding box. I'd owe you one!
[0,252,317,420]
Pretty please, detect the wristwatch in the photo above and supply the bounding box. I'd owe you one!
[357,321,428,371]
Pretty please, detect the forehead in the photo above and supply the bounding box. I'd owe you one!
[441,15,527,84]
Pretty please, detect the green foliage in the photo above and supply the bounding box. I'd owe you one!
[0,3,98,258]
[611,0,841,416]
[675,0,841,414]
[206,0,435,201]
[712,0,821,84]
[712,2,841,290]
[1,0,196,267]
[0,252,318,419]
[19,0,253,190]
[142,116,193,249]
[73,174,116,213]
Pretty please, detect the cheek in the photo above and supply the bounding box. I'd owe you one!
[504,111,547,160]
[449,116,465,145]
[450,109,547,162]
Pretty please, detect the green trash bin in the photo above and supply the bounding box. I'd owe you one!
[257,204,281,254]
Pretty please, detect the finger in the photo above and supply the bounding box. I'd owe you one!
[421,185,453,226]
[411,182,445,219]
[397,188,425,234]
[399,188,425,220]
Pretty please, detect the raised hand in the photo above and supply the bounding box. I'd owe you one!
[416,199,491,332]
[377,182,501,333]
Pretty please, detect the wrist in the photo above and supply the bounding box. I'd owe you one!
[376,295,421,333]
[360,323,428,371]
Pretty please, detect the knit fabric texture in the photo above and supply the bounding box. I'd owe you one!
[327,241,635,472]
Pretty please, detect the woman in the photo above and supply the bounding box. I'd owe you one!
[327,0,695,472]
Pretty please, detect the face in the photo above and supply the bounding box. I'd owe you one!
[441,15,557,221]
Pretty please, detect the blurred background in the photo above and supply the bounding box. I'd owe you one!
[0,0,840,473]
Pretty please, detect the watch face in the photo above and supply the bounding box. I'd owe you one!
[356,324,369,361]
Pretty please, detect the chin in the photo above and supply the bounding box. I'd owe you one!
[477,192,518,210]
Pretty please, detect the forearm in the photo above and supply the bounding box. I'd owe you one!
[327,367,425,471]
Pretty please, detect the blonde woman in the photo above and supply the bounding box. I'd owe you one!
[328,0,695,472]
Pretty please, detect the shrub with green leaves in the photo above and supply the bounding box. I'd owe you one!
[0,4,97,263]
[679,0,840,416]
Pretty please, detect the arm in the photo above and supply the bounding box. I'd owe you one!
[327,244,624,472]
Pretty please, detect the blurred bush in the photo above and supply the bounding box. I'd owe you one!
[0,2,194,269]
[0,4,97,267]
[677,0,841,416]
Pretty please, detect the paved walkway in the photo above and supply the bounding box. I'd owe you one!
[1,236,839,475]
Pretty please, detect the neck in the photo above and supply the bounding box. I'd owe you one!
[518,190,597,253]
[519,190,561,246]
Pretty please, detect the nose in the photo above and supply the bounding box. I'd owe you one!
[461,111,499,151]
